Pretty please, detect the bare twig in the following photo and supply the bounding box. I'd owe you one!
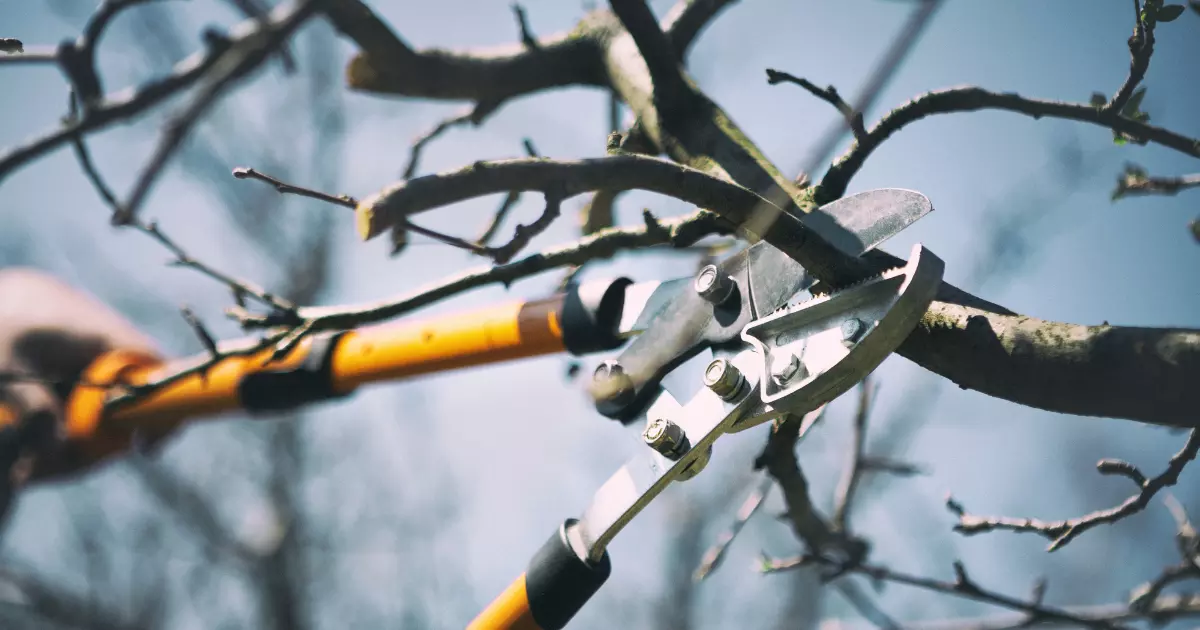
[819,86,1200,203]
[832,379,877,532]
[475,138,541,246]
[766,69,865,140]
[234,208,726,331]
[511,3,539,50]
[1129,560,1200,613]
[66,95,301,322]
[693,474,773,582]
[761,556,1122,629]
[756,407,865,564]
[0,3,315,183]
[793,0,944,177]
[223,0,297,72]
[485,192,564,264]
[402,102,497,180]
[946,429,1200,551]
[179,306,220,358]
[233,166,356,207]
[114,1,321,225]
[833,580,902,630]
[892,594,1200,630]
[232,166,496,257]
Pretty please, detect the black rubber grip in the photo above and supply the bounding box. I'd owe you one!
[560,279,633,356]
[237,331,352,412]
[525,519,611,630]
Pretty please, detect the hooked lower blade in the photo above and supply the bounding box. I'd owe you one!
[616,189,934,336]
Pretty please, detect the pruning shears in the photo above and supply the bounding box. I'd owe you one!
[467,218,944,628]
[0,188,944,628]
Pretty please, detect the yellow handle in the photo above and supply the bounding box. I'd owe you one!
[467,573,542,630]
[4,296,568,477]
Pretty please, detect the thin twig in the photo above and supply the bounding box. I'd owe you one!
[114,1,320,225]
[760,556,1122,629]
[485,191,564,264]
[766,69,865,139]
[402,102,496,180]
[511,3,540,50]
[475,138,541,246]
[792,0,944,177]
[819,86,1200,203]
[233,166,493,257]
[832,379,877,532]
[0,4,309,183]
[946,429,1200,551]
[66,95,300,322]
[693,474,773,582]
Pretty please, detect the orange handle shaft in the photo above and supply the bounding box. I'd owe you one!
[8,296,568,470]
[467,574,542,630]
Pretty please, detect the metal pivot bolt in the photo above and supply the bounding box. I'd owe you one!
[693,265,736,305]
[703,358,744,400]
[593,359,635,405]
[841,318,866,347]
[643,418,689,459]
[770,351,806,386]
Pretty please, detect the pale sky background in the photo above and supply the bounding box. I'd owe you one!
[0,0,1198,628]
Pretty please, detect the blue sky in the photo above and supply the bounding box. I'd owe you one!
[0,1,1198,628]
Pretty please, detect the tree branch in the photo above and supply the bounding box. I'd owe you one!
[349,155,1200,428]
[114,1,321,225]
[230,208,725,332]
[818,86,1200,203]
[946,428,1200,550]
[402,102,497,180]
[761,557,1122,629]
[766,69,866,140]
[609,0,692,114]
[832,379,876,532]
[661,0,741,60]
[323,0,610,104]
[0,1,316,184]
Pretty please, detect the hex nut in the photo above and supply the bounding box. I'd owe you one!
[693,265,736,305]
[703,358,744,400]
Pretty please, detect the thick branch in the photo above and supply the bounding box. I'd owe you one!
[819,86,1200,202]
[609,0,692,113]
[352,157,1200,428]
[902,302,1200,429]
[354,156,868,283]
[661,0,740,60]
[323,0,610,105]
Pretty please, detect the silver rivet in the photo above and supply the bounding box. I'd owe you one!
[693,265,736,305]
